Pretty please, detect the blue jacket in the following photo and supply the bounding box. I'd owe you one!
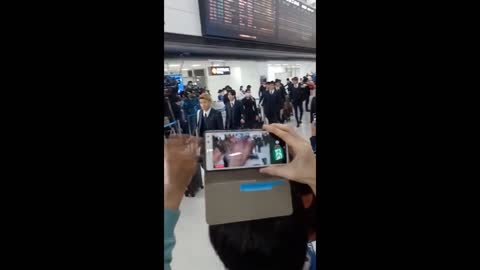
[164,209,180,270]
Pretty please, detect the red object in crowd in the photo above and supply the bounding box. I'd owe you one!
[307,81,316,89]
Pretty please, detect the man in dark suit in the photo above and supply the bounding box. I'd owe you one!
[275,80,287,123]
[262,81,282,124]
[225,89,245,130]
[197,93,224,138]
[290,77,305,128]
[186,93,224,198]
[258,80,267,106]
[302,77,310,112]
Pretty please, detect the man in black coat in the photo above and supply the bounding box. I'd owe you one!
[290,77,305,127]
[262,81,282,124]
[197,93,224,137]
[275,80,287,123]
[258,80,267,106]
[225,89,245,130]
[187,93,224,197]
[302,77,310,112]
[242,88,258,129]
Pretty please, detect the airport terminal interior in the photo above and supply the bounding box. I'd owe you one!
[164,0,316,269]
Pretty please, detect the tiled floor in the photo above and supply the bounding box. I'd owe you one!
[170,111,314,270]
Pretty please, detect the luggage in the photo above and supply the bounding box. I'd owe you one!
[282,100,293,122]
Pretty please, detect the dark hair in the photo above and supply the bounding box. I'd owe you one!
[247,85,251,88]
[209,182,315,270]
[227,89,236,96]
[287,78,290,81]
[245,88,251,93]
[292,77,299,81]
[188,81,193,84]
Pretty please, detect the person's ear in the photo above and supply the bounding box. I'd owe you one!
[302,193,314,209]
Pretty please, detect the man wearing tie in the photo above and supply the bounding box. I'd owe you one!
[196,93,224,138]
[290,77,306,128]
[225,89,245,130]
[186,93,224,198]
[275,80,287,123]
[262,81,282,124]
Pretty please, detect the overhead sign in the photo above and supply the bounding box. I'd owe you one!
[209,66,231,76]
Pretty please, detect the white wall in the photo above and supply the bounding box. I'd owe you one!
[164,0,202,36]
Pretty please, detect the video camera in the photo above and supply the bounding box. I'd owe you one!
[164,75,178,99]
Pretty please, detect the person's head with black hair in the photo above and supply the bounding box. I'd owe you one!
[275,80,282,88]
[246,85,251,90]
[292,77,299,86]
[287,78,290,82]
[244,88,253,98]
[266,81,275,91]
[209,182,316,270]
[227,89,236,102]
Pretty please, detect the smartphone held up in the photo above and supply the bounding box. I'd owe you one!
[205,130,288,171]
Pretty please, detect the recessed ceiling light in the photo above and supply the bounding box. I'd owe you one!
[181,68,189,71]
[192,64,201,67]
[169,64,180,67]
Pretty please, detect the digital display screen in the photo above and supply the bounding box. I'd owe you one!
[209,66,231,75]
[199,0,316,49]
[205,130,288,171]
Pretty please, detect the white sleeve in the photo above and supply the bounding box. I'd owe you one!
[197,110,200,126]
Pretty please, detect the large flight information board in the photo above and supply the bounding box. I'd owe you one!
[199,0,316,49]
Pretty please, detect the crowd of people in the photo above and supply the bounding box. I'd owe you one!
[167,75,316,136]
[163,74,318,269]
[164,75,316,197]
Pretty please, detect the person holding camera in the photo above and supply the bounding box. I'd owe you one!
[164,124,316,270]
